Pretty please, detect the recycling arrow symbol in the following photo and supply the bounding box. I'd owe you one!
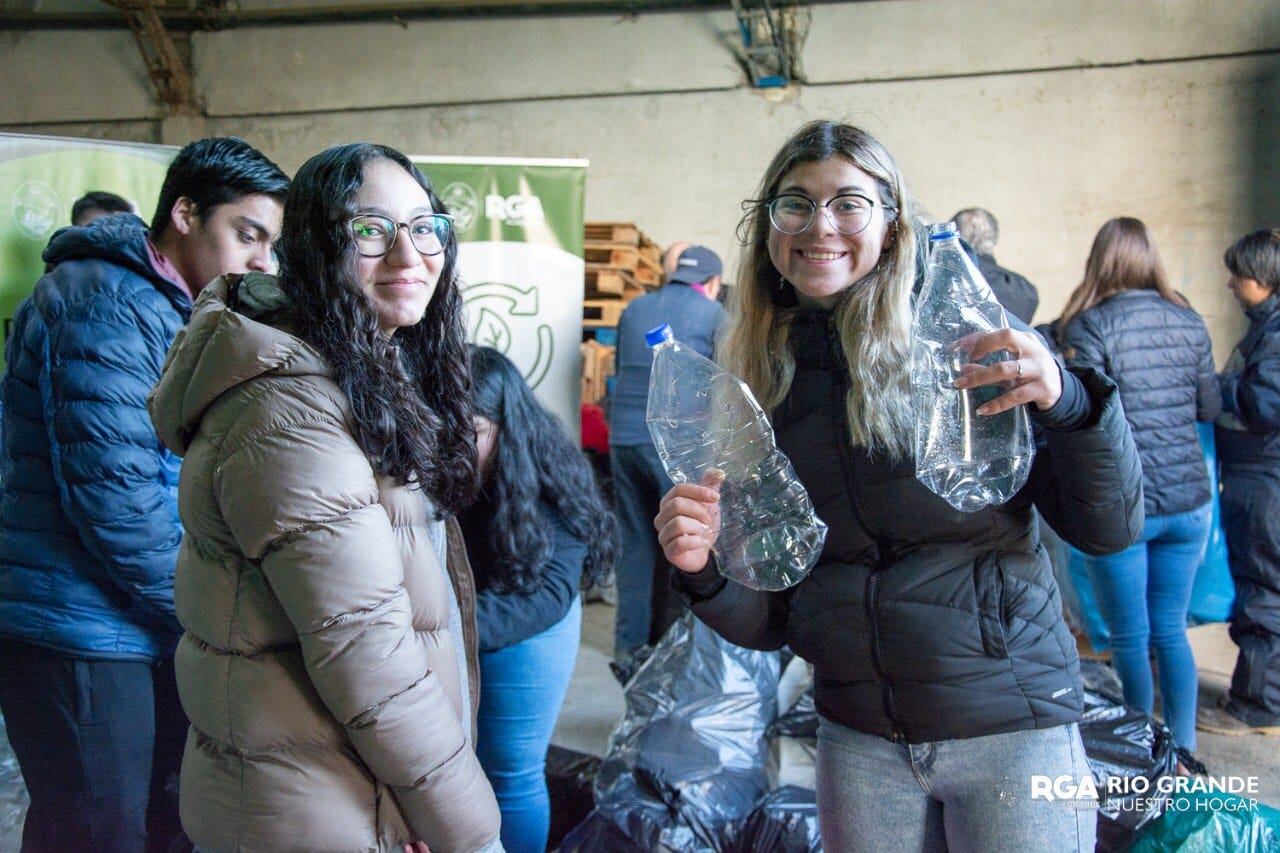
[462,280,554,391]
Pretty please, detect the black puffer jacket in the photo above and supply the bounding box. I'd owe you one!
[975,252,1039,325]
[1064,290,1220,516]
[1217,293,1280,472]
[677,312,1143,744]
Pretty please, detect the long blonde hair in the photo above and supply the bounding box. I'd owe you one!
[1058,217,1185,334]
[720,120,921,458]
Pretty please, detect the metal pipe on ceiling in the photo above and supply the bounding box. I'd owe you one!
[0,0,846,31]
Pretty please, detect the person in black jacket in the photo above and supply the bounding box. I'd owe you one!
[1060,217,1220,762]
[655,121,1143,852]
[1198,228,1280,736]
[460,347,618,853]
[953,206,1040,324]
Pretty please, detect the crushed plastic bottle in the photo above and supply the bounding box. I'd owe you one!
[910,221,1035,512]
[645,324,826,591]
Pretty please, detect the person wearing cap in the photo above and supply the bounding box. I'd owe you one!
[608,244,726,676]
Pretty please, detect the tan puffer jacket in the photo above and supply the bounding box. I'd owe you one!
[148,274,501,852]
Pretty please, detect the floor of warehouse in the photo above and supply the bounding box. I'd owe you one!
[2,602,1276,851]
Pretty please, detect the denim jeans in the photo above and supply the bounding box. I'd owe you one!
[476,596,581,853]
[610,443,682,656]
[816,717,1094,852]
[1084,503,1212,749]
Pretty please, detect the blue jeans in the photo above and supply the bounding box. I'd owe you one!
[1085,504,1212,750]
[610,443,681,656]
[816,717,1094,852]
[476,596,581,853]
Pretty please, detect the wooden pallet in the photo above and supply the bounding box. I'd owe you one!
[583,298,627,328]
[584,221,664,290]
[585,267,629,297]
[584,222,640,246]
[580,339,616,405]
[638,236,661,268]
[584,244,642,268]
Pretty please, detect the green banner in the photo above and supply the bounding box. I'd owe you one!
[0,134,176,362]
[414,155,588,435]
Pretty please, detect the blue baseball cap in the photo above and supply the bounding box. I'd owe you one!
[668,245,723,285]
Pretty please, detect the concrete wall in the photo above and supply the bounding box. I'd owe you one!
[3,0,1279,356]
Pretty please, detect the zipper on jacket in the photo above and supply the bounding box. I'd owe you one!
[865,568,905,742]
[826,318,906,742]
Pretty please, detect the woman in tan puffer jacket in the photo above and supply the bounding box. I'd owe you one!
[148,144,502,852]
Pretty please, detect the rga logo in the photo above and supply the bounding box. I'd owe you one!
[1030,775,1101,803]
[440,182,480,232]
[486,193,545,226]
[12,180,61,241]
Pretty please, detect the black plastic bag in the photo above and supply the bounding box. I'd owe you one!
[561,613,780,853]
[768,687,817,740]
[725,786,822,853]
[546,745,600,850]
[1079,660,1179,852]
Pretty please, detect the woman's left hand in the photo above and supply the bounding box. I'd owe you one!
[951,329,1063,415]
[404,843,430,853]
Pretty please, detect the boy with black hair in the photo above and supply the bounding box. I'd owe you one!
[0,136,289,851]
[70,189,136,226]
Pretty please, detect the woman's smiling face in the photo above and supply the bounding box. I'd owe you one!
[766,157,892,309]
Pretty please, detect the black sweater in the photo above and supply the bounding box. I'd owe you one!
[458,495,585,652]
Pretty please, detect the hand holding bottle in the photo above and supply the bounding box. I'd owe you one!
[655,470,724,575]
[645,325,826,590]
[951,328,1063,415]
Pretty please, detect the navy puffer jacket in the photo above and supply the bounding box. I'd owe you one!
[1064,290,1220,516]
[0,214,190,660]
[1217,293,1280,471]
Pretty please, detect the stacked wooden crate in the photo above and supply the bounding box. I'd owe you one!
[582,222,662,329]
[580,221,663,406]
[580,339,615,407]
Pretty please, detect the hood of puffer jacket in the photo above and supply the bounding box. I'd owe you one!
[149,272,330,456]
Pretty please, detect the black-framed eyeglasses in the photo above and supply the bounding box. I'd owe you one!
[766,193,894,236]
[349,213,453,258]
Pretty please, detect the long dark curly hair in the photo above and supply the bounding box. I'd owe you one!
[275,143,476,515]
[471,346,616,593]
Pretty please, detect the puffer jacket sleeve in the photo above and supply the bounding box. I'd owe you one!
[1062,312,1106,371]
[38,285,181,634]
[1221,327,1280,431]
[1027,364,1145,555]
[214,407,501,853]
[671,554,792,651]
[1195,326,1222,421]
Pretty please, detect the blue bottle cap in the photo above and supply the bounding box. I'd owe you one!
[928,221,958,241]
[645,324,675,347]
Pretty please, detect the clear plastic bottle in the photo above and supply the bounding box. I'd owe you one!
[645,324,827,591]
[910,221,1035,511]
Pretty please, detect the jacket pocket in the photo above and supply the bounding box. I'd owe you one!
[974,555,1008,658]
